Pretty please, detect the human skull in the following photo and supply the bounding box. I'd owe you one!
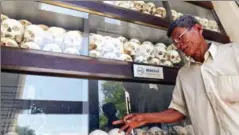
[142,41,153,46]
[147,127,164,135]
[47,27,66,46]
[1,14,9,22]
[124,41,141,56]
[89,33,104,51]
[154,46,167,60]
[129,38,141,44]
[154,7,166,18]
[161,60,173,67]
[1,37,19,47]
[19,19,32,29]
[208,20,219,31]
[155,43,167,49]
[116,1,131,9]
[173,126,187,135]
[38,24,49,31]
[171,10,178,20]
[117,36,128,44]
[1,19,24,43]
[140,43,155,57]
[194,16,201,23]
[177,12,183,19]
[103,1,116,5]
[148,57,161,65]
[102,52,120,60]
[63,48,80,55]
[20,42,41,50]
[134,56,148,64]
[128,1,137,11]
[63,30,83,51]
[109,128,125,135]
[101,38,123,54]
[89,50,101,58]
[200,18,208,29]
[167,44,177,50]
[135,129,147,135]
[167,50,181,64]
[89,130,108,135]
[185,125,195,135]
[143,2,156,15]
[43,43,62,53]
[120,54,133,62]
[23,25,44,45]
[134,1,145,12]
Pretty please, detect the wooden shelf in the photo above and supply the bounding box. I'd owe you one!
[43,1,230,44]
[1,47,179,85]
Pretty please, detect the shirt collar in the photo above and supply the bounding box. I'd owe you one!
[185,43,217,67]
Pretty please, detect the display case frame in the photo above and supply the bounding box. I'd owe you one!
[1,0,231,88]
[1,47,178,85]
[1,1,228,134]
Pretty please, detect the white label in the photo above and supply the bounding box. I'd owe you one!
[133,64,164,79]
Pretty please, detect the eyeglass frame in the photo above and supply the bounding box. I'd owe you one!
[172,28,190,45]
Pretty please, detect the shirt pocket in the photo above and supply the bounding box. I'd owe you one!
[211,76,239,104]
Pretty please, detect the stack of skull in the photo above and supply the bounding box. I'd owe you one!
[1,14,83,55]
[170,10,219,32]
[89,125,195,135]
[134,125,195,135]
[103,1,167,18]
[89,33,182,67]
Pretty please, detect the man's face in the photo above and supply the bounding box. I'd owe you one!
[171,24,203,57]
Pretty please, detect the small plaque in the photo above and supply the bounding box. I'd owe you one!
[133,64,164,79]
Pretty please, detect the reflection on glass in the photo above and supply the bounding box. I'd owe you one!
[98,81,126,132]
[1,72,88,135]
[96,80,192,134]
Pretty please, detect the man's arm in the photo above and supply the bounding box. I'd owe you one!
[113,109,185,134]
[144,108,185,124]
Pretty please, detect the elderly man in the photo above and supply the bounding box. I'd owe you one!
[113,15,239,135]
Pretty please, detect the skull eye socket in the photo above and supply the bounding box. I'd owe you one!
[146,49,150,53]
[12,26,20,31]
[158,51,163,55]
[171,56,175,59]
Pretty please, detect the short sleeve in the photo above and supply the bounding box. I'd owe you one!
[168,73,187,116]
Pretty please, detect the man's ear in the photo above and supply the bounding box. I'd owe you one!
[194,24,203,34]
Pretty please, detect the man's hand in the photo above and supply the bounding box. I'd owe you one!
[112,109,185,135]
[112,113,148,135]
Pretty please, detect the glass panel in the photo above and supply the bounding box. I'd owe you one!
[1,72,193,135]
[89,14,185,67]
[1,72,89,135]
[102,1,166,18]
[1,1,88,56]
[96,80,192,134]
[168,1,221,32]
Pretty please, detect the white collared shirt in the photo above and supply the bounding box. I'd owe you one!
[169,43,239,135]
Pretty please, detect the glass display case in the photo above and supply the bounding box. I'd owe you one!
[168,1,223,33]
[0,1,230,135]
[1,72,191,135]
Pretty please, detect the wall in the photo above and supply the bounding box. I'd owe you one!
[213,1,239,44]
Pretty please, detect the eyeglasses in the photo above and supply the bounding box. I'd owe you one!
[172,28,189,44]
